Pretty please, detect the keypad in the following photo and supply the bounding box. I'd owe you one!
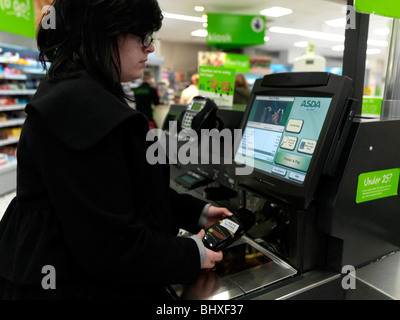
[181,111,197,129]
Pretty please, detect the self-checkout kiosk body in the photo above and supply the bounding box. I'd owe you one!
[163,72,400,300]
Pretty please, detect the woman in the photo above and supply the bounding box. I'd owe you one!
[0,0,231,299]
[233,74,251,105]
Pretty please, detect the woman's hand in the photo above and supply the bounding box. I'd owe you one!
[205,205,233,229]
[197,229,223,269]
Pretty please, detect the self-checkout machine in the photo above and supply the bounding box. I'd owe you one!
[320,0,400,300]
[166,69,358,300]
[166,2,400,300]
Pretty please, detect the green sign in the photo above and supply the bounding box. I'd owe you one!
[362,97,382,116]
[0,0,36,38]
[355,0,400,19]
[356,168,400,203]
[225,53,250,73]
[198,51,250,73]
[198,66,236,107]
[206,13,265,49]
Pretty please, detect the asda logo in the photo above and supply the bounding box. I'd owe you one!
[300,100,321,110]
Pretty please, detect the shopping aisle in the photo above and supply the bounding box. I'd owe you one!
[0,191,15,220]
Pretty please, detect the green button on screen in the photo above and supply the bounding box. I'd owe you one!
[275,152,311,172]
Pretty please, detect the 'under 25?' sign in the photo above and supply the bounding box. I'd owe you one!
[0,0,36,38]
[206,13,266,50]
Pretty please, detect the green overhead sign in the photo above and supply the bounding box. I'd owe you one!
[355,0,400,18]
[206,13,266,49]
[0,0,36,38]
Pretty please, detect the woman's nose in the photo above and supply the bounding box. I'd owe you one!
[145,42,155,53]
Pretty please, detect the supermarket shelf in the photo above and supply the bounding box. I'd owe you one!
[0,89,36,95]
[0,119,25,128]
[0,160,17,174]
[23,68,46,75]
[0,137,19,147]
[0,104,26,111]
[0,160,17,196]
[0,46,39,196]
[0,74,27,80]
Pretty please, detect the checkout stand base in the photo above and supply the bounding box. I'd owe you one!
[168,164,400,300]
[168,236,297,300]
[168,170,341,300]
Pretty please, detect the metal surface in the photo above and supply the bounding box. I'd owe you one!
[252,270,341,300]
[169,236,297,300]
[354,252,400,300]
[382,19,400,119]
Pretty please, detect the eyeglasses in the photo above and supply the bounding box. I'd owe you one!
[141,33,155,47]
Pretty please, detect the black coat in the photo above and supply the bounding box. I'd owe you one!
[0,73,206,299]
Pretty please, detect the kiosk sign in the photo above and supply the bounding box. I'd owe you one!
[0,0,35,38]
[356,168,400,203]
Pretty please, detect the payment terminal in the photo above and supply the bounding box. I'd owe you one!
[177,96,219,133]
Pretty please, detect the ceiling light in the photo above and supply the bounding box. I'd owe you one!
[366,48,381,55]
[325,18,346,28]
[269,26,345,42]
[260,6,293,17]
[191,29,208,37]
[367,39,388,47]
[163,12,207,23]
[294,41,308,48]
[373,27,390,36]
[194,6,205,12]
[332,44,345,51]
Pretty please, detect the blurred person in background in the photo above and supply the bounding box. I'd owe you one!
[233,74,251,105]
[179,73,199,104]
[133,72,159,129]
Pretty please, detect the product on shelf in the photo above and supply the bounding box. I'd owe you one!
[0,146,17,157]
[0,97,28,106]
[0,66,24,78]
[0,153,8,166]
[0,82,27,91]
[0,127,22,139]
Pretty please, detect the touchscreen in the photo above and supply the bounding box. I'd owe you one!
[235,95,332,184]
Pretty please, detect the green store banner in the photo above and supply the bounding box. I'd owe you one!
[356,168,400,203]
[355,0,400,19]
[198,51,250,73]
[198,66,236,107]
[206,13,266,49]
[0,0,36,38]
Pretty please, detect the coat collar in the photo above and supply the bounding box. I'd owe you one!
[26,72,148,150]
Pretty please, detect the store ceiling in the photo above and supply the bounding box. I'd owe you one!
[156,0,393,61]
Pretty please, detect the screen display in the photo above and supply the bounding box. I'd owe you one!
[191,102,204,111]
[181,174,198,184]
[235,95,332,184]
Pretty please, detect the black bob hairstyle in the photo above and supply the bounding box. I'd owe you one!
[37,0,163,100]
